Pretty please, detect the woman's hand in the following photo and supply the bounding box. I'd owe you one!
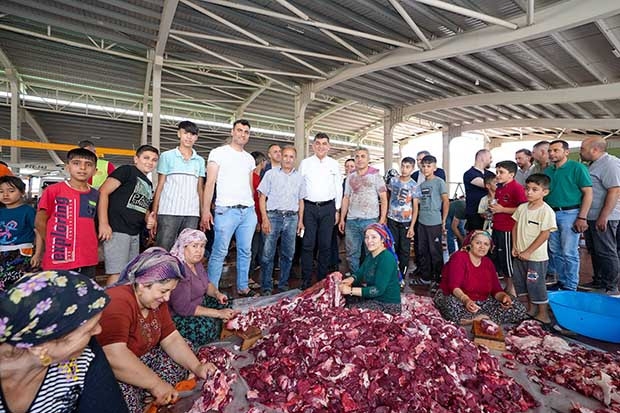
[497,293,513,308]
[215,291,228,305]
[464,298,480,313]
[217,308,238,321]
[340,277,354,286]
[149,379,178,406]
[193,362,217,380]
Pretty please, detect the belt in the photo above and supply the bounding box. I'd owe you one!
[304,199,334,207]
[551,204,580,212]
[229,204,251,209]
[267,210,298,216]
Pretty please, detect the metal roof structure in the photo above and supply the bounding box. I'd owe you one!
[1,0,620,169]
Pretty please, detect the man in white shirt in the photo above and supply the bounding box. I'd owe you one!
[201,119,258,297]
[299,133,343,289]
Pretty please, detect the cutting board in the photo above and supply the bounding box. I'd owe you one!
[472,319,506,351]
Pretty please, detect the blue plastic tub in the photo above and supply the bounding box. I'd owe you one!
[548,291,620,343]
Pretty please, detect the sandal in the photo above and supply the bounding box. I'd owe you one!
[238,289,259,298]
[248,280,261,290]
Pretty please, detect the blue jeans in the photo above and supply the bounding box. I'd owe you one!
[548,209,580,290]
[345,218,376,273]
[207,206,257,291]
[446,216,466,254]
[260,211,297,291]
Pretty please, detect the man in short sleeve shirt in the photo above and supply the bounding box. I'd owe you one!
[580,137,620,296]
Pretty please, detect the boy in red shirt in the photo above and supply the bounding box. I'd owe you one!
[35,148,99,278]
[489,160,527,296]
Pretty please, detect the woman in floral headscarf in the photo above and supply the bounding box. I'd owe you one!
[97,247,216,413]
[433,230,527,325]
[338,223,401,315]
[168,228,237,346]
[0,270,128,413]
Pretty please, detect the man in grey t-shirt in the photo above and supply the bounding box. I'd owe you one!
[580,137,620,296]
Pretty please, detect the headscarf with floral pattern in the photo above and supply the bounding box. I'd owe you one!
[0,271,109,348]
[169,228,207,263]
[117,247,185,285]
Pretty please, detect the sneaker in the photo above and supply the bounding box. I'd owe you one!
[278,285,289,292]
[605,289,620,298]
[545,274,558,286]
[261,290,272,296]
[547,282,564,291]
[578,281,603,291]
[409,277,432,287]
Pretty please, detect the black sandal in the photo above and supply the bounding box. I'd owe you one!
[238,289,259,298]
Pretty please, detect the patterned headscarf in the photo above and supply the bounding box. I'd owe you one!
[364,223,403,283]
[463,230,494,252]
[118,247,186,285]
[0,271,109,348]
[169,228,207,263]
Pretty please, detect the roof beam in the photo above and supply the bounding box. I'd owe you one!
[402,82,620,118]
[307,100,357,127]
[0,24,149,63]
[233,81,272,119]
[461,118,620,133]
[387,0,433,50]
[167,31,361,64]
[313,0,620,92]
[272,0,369,61]
[596,19,620,52]
[414,0,518,30]
[200,0,422,50]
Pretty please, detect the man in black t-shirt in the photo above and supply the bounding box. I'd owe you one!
[97,145,159,285]
[463,149,493,231]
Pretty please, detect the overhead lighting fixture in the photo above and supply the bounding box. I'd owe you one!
[613,49,620,58]
[424,78,435,84]
[475,79,480,86]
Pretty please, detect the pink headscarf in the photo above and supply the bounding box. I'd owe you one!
[170,228,207,263]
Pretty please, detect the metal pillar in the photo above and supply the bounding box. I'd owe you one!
[141,49,154,145]
[294,84,312,161]
[8,70,20,162]
[152,56,162,149]
[383,107,403,172]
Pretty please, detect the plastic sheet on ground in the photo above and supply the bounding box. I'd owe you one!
[232,289,301,313]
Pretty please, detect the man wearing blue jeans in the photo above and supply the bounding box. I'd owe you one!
[544,140,592,291]
[338,147,388,273]
[202,119,258,297]
[258,146,305,294]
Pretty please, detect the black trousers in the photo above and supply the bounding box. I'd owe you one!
[387,218,412,275]
[417,223,443,281]
[465,213,484,231]
[301,200,336,287]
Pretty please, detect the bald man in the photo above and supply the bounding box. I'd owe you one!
[579,137,620,296]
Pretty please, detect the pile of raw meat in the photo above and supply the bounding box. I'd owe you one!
[191,273,536,412]
[506,320,620,411]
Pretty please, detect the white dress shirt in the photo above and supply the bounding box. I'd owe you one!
[299,155,343,209]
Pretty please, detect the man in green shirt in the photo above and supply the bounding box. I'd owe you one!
[544,140,592,291]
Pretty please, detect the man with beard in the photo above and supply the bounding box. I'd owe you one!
[515,148,533,186]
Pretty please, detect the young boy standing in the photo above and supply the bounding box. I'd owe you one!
[416,155,449,283]
[477,172,497,232]
[152,120,205,250]
[97,145,159,285]
[386,157,419,276]
[489,160,527,296]
[512,174,557,324]
[35,148,99,278]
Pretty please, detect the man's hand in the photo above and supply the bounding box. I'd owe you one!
[573,218,588,233]
[261,219,271,235]
[200,211,214,231]
[338,220,345,234]
[596,216,608,232]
